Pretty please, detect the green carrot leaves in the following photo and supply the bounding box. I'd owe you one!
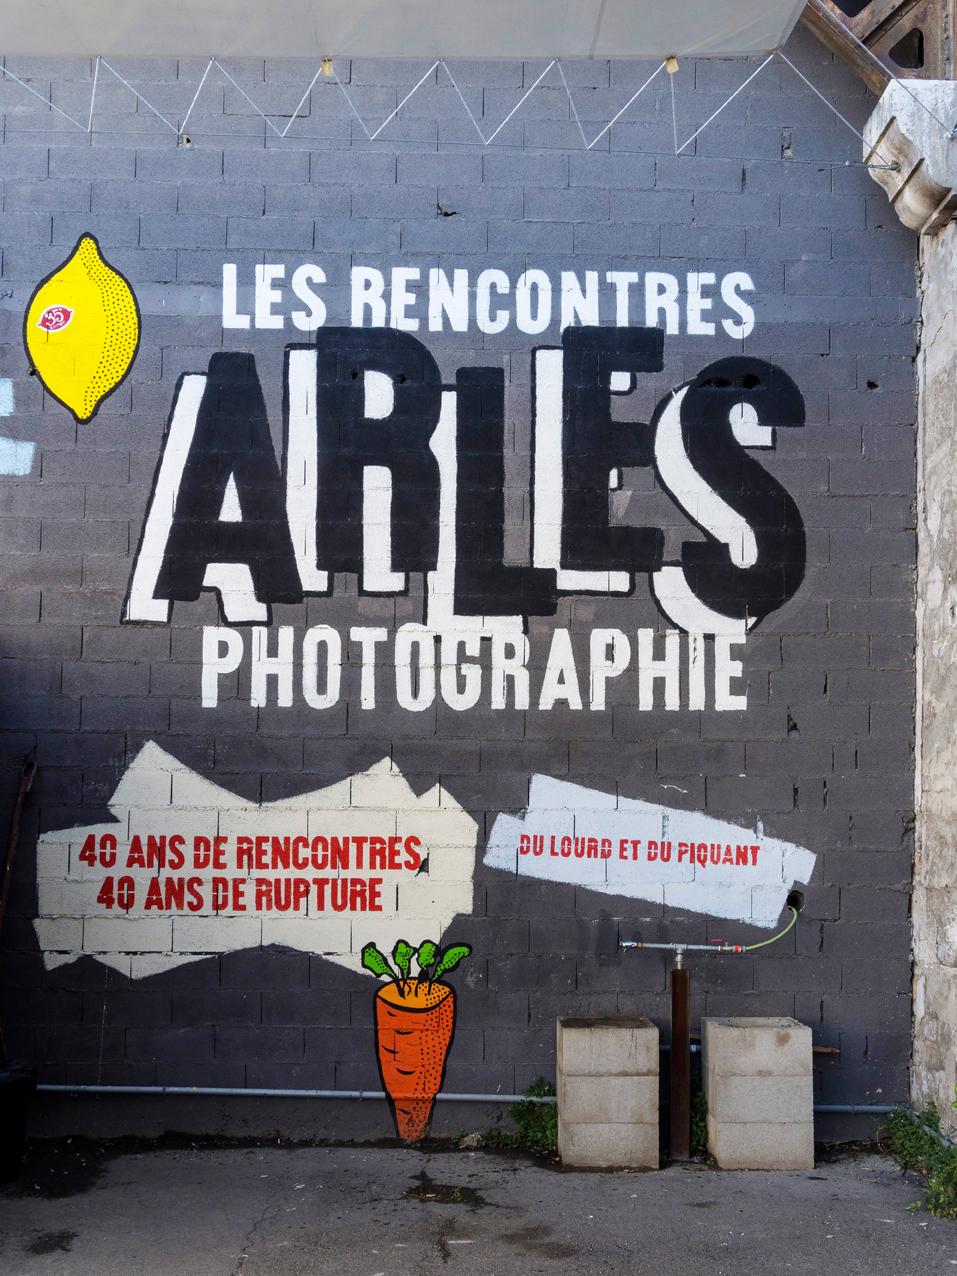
[416,941,438,976]
[433,944,472,981]
[361,937,471,996]
[361,942,396,981]
[392,939,415,987]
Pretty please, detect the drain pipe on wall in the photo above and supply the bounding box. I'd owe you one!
[36,1084,551,1103]
[33,1085,909,1119]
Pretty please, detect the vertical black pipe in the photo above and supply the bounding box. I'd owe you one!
[0,755,36,1061]
[670,964,691,1160]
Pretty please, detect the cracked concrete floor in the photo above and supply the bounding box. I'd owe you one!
[1,1142,956,1275]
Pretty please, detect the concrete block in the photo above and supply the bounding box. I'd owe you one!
[0,212,53,244]
[706,1116,815,1171]
[92,180,178,213]
[557,1018,660,1169]
[488,220,573,253]
[4,179,91,213]
[574,221,658,255]
[706,1072,814,1125]
[312,151,396,186]
[558,1120,659,1170]
[559,1074,658,1126]
[702,1016,813,1077]
[140,213,226,248]
[227,215,314,250]
[703,1017,814,1170]
[483,151,567,188]
[656,155,742,192]
[558,1016,659,1077]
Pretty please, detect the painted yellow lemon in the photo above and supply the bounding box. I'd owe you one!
[24,235,140,423]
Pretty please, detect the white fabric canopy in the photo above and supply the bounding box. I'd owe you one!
[3,0,807,60]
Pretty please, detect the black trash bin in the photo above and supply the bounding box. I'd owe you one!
[0,1067,36,1183]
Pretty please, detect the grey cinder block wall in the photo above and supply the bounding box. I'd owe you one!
[0,23,917,1141]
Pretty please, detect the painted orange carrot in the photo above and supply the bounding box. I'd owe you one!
[362,939,471,1142]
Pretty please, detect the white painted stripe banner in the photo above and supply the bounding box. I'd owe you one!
[484,774,815,927]
[34,742,478,979]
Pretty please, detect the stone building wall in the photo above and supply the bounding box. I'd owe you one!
[912,218,957,1128]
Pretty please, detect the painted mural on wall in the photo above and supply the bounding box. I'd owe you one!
[19,238,822,1141]
[23,234,140,424]
[0,378,34,476]
[123,324,806,654]
[33,741,477,978]
[0,26,918,1144]
[363,939,471,1141]
[485,775,815,926]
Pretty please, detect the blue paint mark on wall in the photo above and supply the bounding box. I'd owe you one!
[0,379,36,476]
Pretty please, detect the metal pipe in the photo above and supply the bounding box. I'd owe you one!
[916,1119,957,1151]
[813,1104,897,1114]
[620,906,798,959]
[36,1084,551,1103]
[34,1086,926,1122]
[620,941,744,954]
[670,963,691,1159]
[789,1104,957,1151]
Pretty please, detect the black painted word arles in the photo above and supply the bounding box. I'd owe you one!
[125,326,806,636]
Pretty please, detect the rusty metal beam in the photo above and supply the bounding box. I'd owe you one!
[801,0,893,92]
[802,0,954,84]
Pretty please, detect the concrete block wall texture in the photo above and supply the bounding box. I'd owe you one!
[557,1017,659,1167]
[703,1016,815,1169]
[0,24,918,1139]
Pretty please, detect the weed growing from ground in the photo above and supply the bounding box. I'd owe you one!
[881,1105,957,1219]
[690,1085,709,1158]
[482,1077,558,1153]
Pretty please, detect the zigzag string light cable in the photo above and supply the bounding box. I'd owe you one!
[87,53,99,133]
[484,59,557,145]
[209,56,289,137]
[98,57,179,132]
[555,59,589,148]
[776,50,897,167]
[442,61,488,142]
[0,50,905,169]
[366,61,444,142]
[585,60,664,150]
[675,54,773,155]
[0,62,88,128]
[179,56,214,135]
[282,66,325,138]
[669,59,679,155]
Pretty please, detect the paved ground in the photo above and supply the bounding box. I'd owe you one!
[1,1140,955,1275]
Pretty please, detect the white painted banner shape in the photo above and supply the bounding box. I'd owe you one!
[34,742,478,980]
[484,774,815,927]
